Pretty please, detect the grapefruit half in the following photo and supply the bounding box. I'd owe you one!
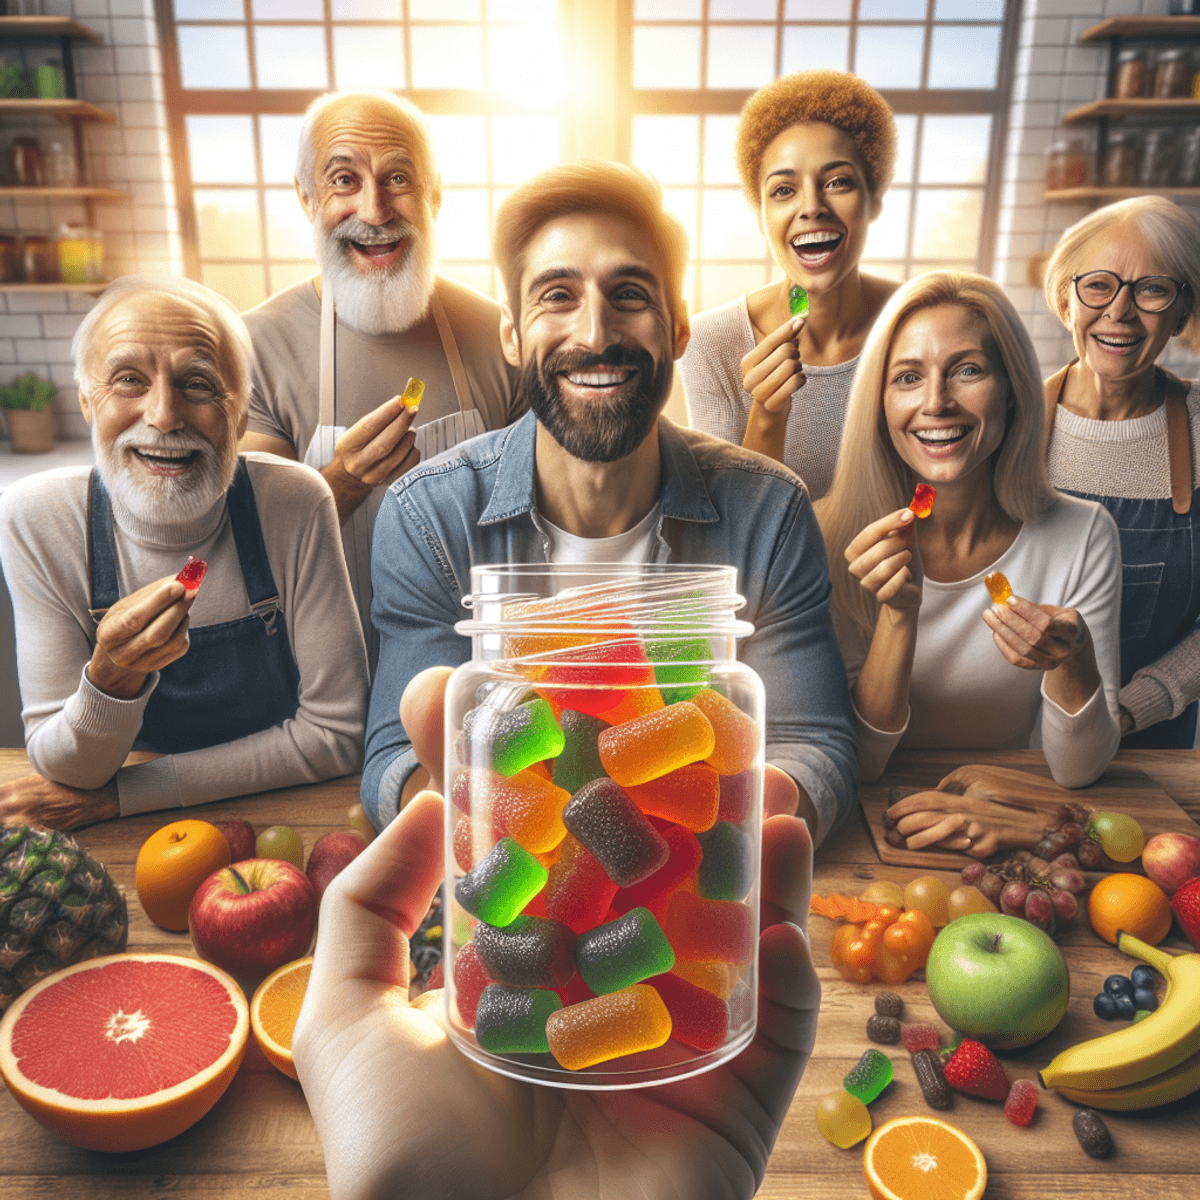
[0,953,248,1152]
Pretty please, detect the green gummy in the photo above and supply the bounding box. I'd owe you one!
[789,284,809,318]
[696,822,754,901]
[843,1048,893,1104]
[454,837,548,927]
[475,984,562,1054]
[645,636,712,704]
[575,907,675,995]
[472,698,565,777]
[553,709,610,794]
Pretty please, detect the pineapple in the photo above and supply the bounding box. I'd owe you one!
[0,825,128,1013]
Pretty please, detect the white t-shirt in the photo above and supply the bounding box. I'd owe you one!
[847,492,1122,788]
[543,501,662,565]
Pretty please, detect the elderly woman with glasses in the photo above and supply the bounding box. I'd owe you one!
[1043,196,1200,748]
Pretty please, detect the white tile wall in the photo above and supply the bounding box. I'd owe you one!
[0,0,179,444]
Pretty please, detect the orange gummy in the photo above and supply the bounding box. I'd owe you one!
[909,483,936,518]
[456,767,570,855]
[688,689,760,776]
[597,702,716,787]
[545,985,672,1070]
[984,571,1012,604]
[624,762,720,832]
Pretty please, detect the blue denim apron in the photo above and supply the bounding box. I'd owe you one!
[87,459,302,755]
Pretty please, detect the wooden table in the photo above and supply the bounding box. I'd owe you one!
[2,748,1198,1199]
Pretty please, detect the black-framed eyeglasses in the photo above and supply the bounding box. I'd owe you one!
[1072,270,1189,314]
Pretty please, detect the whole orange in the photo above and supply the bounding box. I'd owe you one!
[136,819,232,931]
[1087,872,1172,946]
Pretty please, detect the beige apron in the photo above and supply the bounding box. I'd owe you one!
[304,281,487,667]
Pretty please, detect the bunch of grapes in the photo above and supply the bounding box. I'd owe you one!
[961,850,1088,936]
[1033,801,1094,865]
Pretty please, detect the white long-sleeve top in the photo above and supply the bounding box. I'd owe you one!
[844,492,1123,787]
[0,453,368,814]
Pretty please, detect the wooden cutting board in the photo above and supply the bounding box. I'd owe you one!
[860,760,1200,869]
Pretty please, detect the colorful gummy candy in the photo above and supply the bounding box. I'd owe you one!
[716,770,753,824]
[624,762,719,831]
[909,483,936,519]
[597,702,716,787]
[844,1048,893,1104]
[611,822,702,921]
[689,689,759,776]
[176,555,207,590]
[788,284,809,319]
[454,837,548,927]
[545,984,672,1070]
[984,571,1012,604]
[401,376,425,410]
[665,891,755,965]
[453,941,494,1026]
[538,634,657,717]
[645,634,712,703]
[1004,1078,1039,1127]
[649,971,729,1052]
[696,822,754,902]
[473,914,578,990]
[575,907,675,995]
[552,709,610,794]
[563,778,670,887]
[815,1089,871,1149]
[670,958,739,1000]
[464,698,565,777]
[454,768,570,855]
[475,984,560,1054]
[901,1023,940,1054]
[543,835,619,934]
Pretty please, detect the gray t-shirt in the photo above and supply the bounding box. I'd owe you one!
[680,295,857,501]
[242,274,524,457]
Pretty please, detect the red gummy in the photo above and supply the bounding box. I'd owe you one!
[625,762,720,832]
[1004,1078,1039,1127]
[612,823,702,921]
[901,1023,940,1054]
[452,941,493,1027]
[538,629,656,717]
[544,835,620,934]
[648,971,729,1052]
[909,483,936,519]
[716,770,753,824]
[665,891,755,965]
[176,555,208,590]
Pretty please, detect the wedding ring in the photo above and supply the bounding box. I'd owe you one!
[965,836,973,848]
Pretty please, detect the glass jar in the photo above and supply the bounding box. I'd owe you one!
[11,137,43,187]
[55,225,103,283]
[1044,139,1090,191]
[1154,47,1193,98]
[444,563,764,1089]
[0,234,20,282]
[1100,131,1142,187]
[1139,127,1177,186]
[21,235,57,283]
[1113,47,1146,99]
[42,139,76,187]
[1179,126,1200,186]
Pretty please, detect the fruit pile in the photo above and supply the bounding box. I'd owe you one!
[960,850,1087,935]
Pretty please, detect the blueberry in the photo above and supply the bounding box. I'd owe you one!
[1131,964,1159,990]
[1103,974,1134,998]
[1133,987,1159,1012]
[1093,992,1118,1019]
[1114,993,1137,1020]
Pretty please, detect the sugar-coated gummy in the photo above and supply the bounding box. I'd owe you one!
[815,1089,871,1149]
[176,555,207,589]
[474,984,561,1054]
[452,942,494,1027]
[1004,1078,1039,1127]
[866,1014,901,1044]
[900,1023,940,1054]
[599,686,666,726]
[665,891,755,965]
[716,770,753,825]
[644,635,712,703]
[695,821,754,901]
[464,698,565,777]
[453,767,571,855]
[543,835,619,934]
[911,1048,953,1111]
[575,907,675,995]
[454,837,549,928]
[473,915,577,990]
[552,710,610,795]
[984,571,1012,605]
[844,1048,893,1104]
[1072,1108,1114,1158]
[563,778,670,887]
[597,702,716,787]
[545,984,672,1070]
[688,689,759,777]
[612,823,702,920]
[649,970,729,1052]
[874,991,904,1019]
[670,958,739,1000]
[538,637,656,718]
[624,762,720,832]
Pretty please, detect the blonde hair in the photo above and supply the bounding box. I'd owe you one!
[1043,195,1200,352]
[816,271,1054,655]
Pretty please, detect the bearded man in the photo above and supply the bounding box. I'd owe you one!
[239,90,523,658]
[0,277,367,830]
[361,161,858,847]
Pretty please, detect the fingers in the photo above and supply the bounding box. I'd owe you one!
[905,813,965,850]
[400,666,454,794]
[741,315,803,371]
[760,813,812,931]
[982,605,1054,670]
[763,764,799,818]
[845,509,915,564]
[885,790,956,820]
[98,586,193,671]
[340,395,413,451]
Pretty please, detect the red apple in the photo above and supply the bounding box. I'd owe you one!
[214,819,256,863]
[189,858,315,984]
[306,829,367,905]
[1141,831,1200,896]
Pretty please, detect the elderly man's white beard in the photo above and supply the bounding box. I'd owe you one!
[94,421,238,528]
[314,214,437,336]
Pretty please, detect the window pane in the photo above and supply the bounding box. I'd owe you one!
[202,262,267,311]
[661,188,698,255]
[426,116,487,185]
[859,259,906,282]
[253,0,321,18]
[491,116,560,185]
[860,0,926,18]
[919,115,992,183]
[437,189,490,259]
[254,27,329,89]
[893,114,917,185]
[782,24,849,73]
[270,261,317,295]
[187,116,255,184]
[491,0,555,16]
[702,190,763,259]
[864,188,910,259]
[440,262,494,298]
[710,0,774,17]
[707,26,775,89]
[260,115,304,184]
[912,187,982,259]
[333,26,405,89]
[854,26,925,88]
[928,25,1001,88]
[634,116,699,185]
[634,26,701,89]
[411,0,478,17]
[176,0,242,16]
[935,0,1003,18]
[785,0,850,16]
[488,24,563,98]
[410,27,484,88]
[635,0,701,17]
[265,188,312,258]
[332,0,403,16]
[179,27,250,89]
[195,188,262,258]
[700,263,768,312]
[703,115,739,185]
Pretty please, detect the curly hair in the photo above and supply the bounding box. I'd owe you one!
[735,70,897,212]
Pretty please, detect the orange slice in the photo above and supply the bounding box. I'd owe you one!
[863,1115,987,1200]
[250,956,312,1081]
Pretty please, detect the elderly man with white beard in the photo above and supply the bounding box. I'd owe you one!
[239,90,522,659]
[0,276,368,830]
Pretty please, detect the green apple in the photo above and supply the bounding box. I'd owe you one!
[925,912,1069,1050]
[256,824,304,871]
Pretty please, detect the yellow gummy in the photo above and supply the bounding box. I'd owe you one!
[670,958,739,1000]
[598,702,716,787]
[984,571,1012,605]
[545,985,672,1070]
[401,377,425,409]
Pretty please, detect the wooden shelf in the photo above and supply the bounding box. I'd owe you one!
[1064,97,1200,123]
[0,17,102,44]
[0,186,126,201]
[1081,16,1200,43]
[1045,185,1200,201]
[0,281,108,294]
[0,98,113,124]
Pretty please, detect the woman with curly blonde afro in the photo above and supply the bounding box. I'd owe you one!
[682,69,899,498]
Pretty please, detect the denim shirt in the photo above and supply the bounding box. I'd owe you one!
[363,411,859,844]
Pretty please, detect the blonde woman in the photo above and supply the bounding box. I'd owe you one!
[1044,196,1200,749]
[815,273,1121,850]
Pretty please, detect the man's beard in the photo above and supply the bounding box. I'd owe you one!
[314,213,437,336]
[94,421,238,528]
[522,343,672,464]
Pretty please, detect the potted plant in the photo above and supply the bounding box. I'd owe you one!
[1,373,56,453]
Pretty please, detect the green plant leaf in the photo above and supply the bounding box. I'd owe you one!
[1,373,55,411]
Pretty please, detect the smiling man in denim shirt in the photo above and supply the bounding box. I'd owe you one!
[361,161,857,846]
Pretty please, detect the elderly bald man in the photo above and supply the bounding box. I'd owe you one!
[239,89,523,659]
[0,276,368,830]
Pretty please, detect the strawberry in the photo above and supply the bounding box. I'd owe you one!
[1171,877,1200,951]
[941,1038,1009,1102]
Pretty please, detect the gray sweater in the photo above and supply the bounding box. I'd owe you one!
[0,453,368,814]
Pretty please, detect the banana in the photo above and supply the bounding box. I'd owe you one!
[1040,932,1200,1092]
[1053,1043,1200,1111]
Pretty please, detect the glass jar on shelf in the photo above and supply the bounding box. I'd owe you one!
[1044,139,1091,191]
[55,226,103,283]
[11,138,44,188]
[1100,130,1142,187]
[1154,48,1193,99]
[21,235,59,284]
[1113,47,1147,100]
[0,235,21,283]
[41,139,77,188]
[1139,127,1177,187]
[1177,126,1200,186]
